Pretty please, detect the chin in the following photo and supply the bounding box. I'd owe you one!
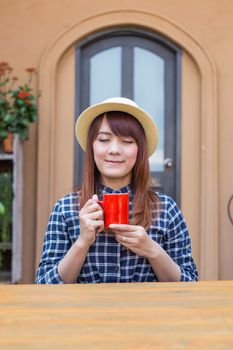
[104,173,124,179]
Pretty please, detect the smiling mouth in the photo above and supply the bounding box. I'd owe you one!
[105,160,124,164]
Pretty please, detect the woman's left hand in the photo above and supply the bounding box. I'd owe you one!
[109,224,157,259]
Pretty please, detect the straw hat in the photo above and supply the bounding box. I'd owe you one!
[75,97,158,157]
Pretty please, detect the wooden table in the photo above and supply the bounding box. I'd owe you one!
[0,281,233,349]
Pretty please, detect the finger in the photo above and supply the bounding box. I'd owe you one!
[110,226,137,238]
[109,224,138,232]
[96,224,105,234]
[83,202,103,214]
[90,219,104,229]
[88,210,104,220]
[81,198,96,210]
[92,194,98,201]
[115,234,135,245]
[81,194,100,210]
[113,230,134,238]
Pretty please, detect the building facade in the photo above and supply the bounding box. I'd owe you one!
[0,0,232,282]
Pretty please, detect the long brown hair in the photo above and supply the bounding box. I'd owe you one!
[79,111,159,229]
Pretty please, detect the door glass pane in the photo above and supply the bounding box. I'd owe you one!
[134,47,165,171]
[90,47,122,105]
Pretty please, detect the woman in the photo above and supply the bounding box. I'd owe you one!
[36,97,198,284]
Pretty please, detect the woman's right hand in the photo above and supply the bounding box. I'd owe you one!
[78,194,104,248]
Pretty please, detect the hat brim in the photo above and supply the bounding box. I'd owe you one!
[75,101,158,157]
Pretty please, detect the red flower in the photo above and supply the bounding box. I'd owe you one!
[18,90,31,99]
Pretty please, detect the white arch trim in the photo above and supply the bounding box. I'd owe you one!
[36,10,218,279]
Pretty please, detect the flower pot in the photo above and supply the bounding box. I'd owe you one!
[2,133,14,153]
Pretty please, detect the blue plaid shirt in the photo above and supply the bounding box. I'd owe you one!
[36,185,198,284]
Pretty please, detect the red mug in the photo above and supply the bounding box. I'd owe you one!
[97,193,129,228]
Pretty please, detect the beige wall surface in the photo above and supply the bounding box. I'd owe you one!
[0,0,232,282]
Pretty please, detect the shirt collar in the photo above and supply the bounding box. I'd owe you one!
[99,184,132,194]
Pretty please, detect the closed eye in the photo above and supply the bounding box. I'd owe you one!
[121,138,135,144]
[98,138,110,142]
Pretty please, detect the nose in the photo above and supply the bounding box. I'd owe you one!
[108,140,121,154]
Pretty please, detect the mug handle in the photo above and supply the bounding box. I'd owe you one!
[97,200,104,208]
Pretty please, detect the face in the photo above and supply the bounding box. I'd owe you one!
[93,119,138,189]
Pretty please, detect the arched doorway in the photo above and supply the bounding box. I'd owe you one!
[36,10,218,280]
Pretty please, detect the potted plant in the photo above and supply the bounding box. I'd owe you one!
[0,62,39,152]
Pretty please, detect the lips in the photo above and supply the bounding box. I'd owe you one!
[105,160,124,165]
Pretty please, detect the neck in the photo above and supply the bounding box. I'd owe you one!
[101,177,130,190]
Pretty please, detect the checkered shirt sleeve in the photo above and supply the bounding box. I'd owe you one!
[35,195,79,284]
[152,194,198,282]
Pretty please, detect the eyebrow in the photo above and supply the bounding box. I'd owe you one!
[97,131,113,136]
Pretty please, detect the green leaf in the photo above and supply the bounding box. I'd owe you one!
[19,128,28,140]
[0,130,8,140]
[0,202,5,215]
[4,113,14,123]
[21,119,30,126]
[0,172,13,242]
